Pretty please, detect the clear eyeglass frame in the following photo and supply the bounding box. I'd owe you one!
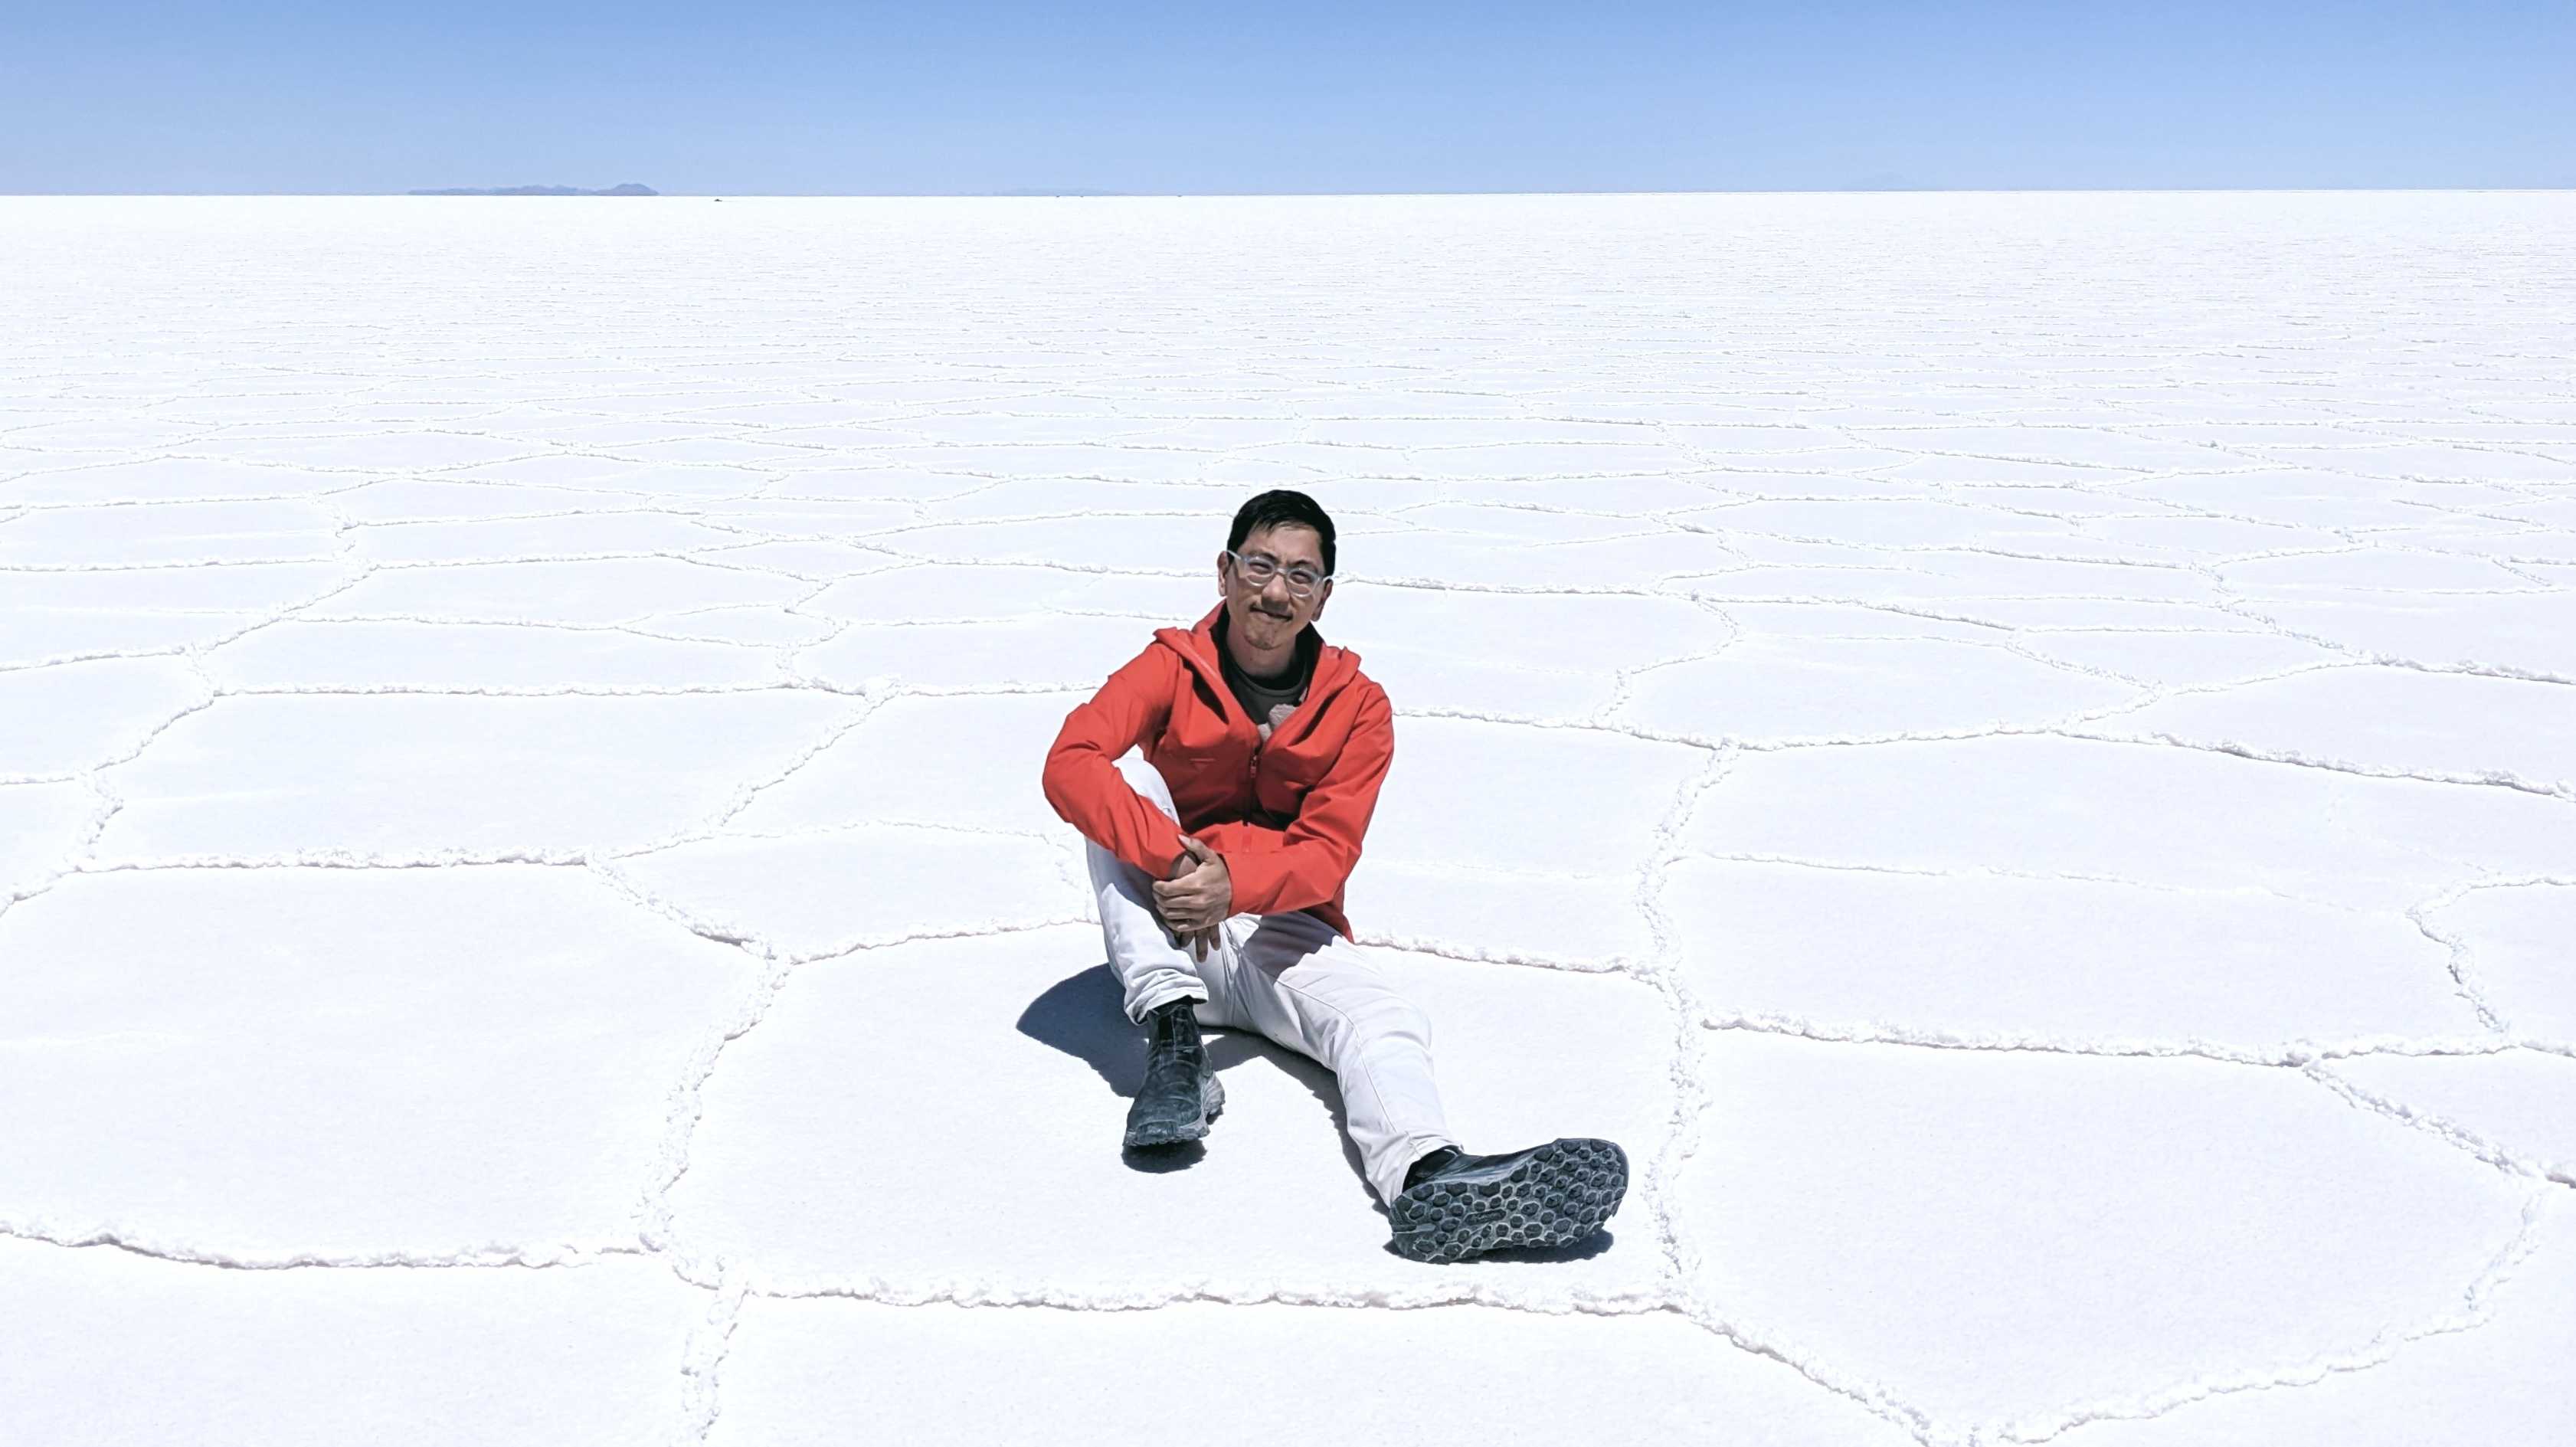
[1223,548,1326,597]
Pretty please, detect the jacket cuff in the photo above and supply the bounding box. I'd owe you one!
[1219,846,1285,916]
[1134,817,1188,882]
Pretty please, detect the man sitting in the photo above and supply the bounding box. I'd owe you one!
[1039,489,1628,1263]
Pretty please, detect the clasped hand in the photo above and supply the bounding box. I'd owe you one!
[1153,836,1232,962]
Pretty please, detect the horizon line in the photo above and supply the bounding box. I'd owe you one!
[6,185,2574,199]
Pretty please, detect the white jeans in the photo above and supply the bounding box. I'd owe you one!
[1089,752,1458,1207]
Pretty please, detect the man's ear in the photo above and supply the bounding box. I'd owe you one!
[1311,577,1333,619]
[1216,550,1232,595]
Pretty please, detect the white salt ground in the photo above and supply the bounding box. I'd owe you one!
[2,192,2572,1445]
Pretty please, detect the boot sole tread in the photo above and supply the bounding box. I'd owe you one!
[1386,1138,1627,1263]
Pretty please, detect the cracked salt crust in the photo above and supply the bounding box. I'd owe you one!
[707,1298,1913,1446]
[2233,590,2576,679]
[0,866,754,1261]
[306,556,813,624]
[2,457,355,505]
[1616,633,2141,742]
[2322,1049,2576,1185]
[2115,664,2576,796]
[0,781,105,903]
[1350,638,1618,721]
[86,690,864,864]
[205,618,785,692]
[1685,732,2576,913]
[1678,1033,2538,1438]
[347,511,748,565]
[0,1242,699,1445]
[1345,582,1736,670]
[664,927,1675,1308]
[0,656,209,778]
[1668,858,2479,1057]
[1677,496,2100,548]
[1359,862,1654,971]
[2,191,2574,1444]
[0,606,263,669]
[613,826,1084,963]
[2422,882,2576,1039]
[2061,1191,2574,1446]
[2221,545,2548,594]
[2010,628,2345,689]
[726,689,1091,836]
[794,611,1158,692]
[1364,715,1707,876]
[0,558,352,614]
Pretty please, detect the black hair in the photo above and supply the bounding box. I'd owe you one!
[1226,489,1337,576]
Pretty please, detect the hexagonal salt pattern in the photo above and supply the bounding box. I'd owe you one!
[2241,591,2576,678]
[1663,857,2480,1056]
[1363,715,1705,877]
[1614,634,2141,743]
[2113,664,2576,794]
[0,1245,698,1447]
[9,192,2576,1440]
[0,866,753,1260]
[2419,881,2576,1039]
[1358,861,1654,968]
[613,826,1087,961]
[204,619,783,692]
[666,926,1674,1308]
[2058,1192,2575,1447]
[2320,1049,2576,1184]
[1674,1033,2538,1441]
[88,690,859,863]
[728,689,1090,838]
[1684,732,2576,912]
[708,1298,1912,1447]
[0,781,103,902]
[0,656,209,778]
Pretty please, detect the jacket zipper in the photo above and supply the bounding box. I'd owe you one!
[1171,621,1347,807]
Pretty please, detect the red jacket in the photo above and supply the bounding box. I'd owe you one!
[1042,602,1393,938]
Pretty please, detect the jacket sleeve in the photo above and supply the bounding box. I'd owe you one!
[1041,643,1190,881]
[1219,682,1394,917]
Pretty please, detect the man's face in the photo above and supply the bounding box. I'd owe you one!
[1219,522,1331,657]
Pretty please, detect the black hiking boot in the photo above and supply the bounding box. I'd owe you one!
[1122,998,1224,1150]
[1388,1138,1628,1263]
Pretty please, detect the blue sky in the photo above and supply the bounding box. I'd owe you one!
[5,2,2571,193]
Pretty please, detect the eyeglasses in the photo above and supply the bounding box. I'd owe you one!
[1225,549,1327,597]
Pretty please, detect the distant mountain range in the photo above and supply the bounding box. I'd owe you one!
[408,184,657,197]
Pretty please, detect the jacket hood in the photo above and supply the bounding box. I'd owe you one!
[1155,601,1363,735]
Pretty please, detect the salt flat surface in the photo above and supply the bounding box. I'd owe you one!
[2,193,2572,1444]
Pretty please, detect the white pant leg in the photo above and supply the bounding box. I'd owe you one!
[1088,751,1228,1025]
[1221,910,1460,1208]
[1087,751,1458,1204]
